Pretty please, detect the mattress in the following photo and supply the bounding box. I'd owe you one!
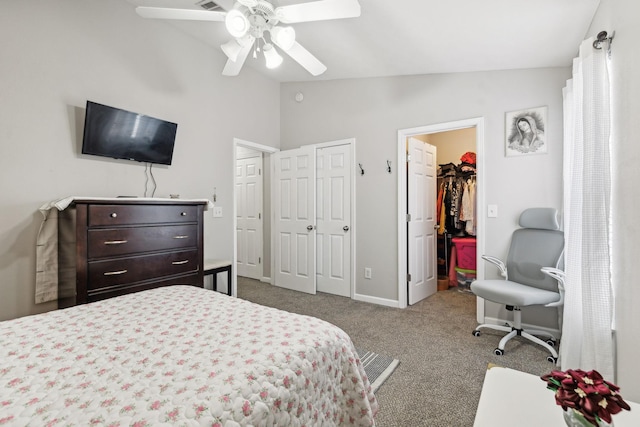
[0,286,378,426]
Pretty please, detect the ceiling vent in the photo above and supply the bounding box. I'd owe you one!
[196,0,223,12]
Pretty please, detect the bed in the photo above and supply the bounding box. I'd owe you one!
[0,286,378,426]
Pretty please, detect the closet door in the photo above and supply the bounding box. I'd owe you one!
[316,144,352,297]
[407,137,438,304]
[273,146,317,294]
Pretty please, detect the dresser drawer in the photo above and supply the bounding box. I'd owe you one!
[87,249,199,289]
[87,204,198,226]
[88,224,197,258]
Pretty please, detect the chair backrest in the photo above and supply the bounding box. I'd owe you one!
[506,208,564,292]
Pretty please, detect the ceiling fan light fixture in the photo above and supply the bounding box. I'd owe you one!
[225,9,249,38]
[263,43,283,69]
[270,26,296,51]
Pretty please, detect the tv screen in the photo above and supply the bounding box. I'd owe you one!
[81,101,177,165]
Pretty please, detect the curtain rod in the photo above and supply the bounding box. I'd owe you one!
[593,30,614,52]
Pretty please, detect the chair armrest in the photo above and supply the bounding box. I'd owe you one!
[481,255,507,278]
[541,267,565,308]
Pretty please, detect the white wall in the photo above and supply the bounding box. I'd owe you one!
[413,128,477,166]
[427,127,477,166]
[588,0,640,401]
[281,68,567,318]
[0,0,280,321]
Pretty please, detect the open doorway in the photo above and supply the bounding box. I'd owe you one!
[397,118,485,318]
[236,146,264,281]
[420,128,477,297]
[233,138,278,296]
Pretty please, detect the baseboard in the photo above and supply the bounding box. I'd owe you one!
[260,276,271,284]
[353,292,400,308]
[482,316,561,337]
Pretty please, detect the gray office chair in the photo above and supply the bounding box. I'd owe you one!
[471,208,565,363]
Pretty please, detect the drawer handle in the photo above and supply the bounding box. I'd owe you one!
[180,212,187,216]
[172,260,189,265]
[110,213,117,218]
[173,235,189,239]
[104,240,128,245]
[104,269,127,276]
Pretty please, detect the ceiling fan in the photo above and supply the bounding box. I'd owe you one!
[135,0,361,76]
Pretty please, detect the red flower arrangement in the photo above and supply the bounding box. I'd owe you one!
[541,369,631,426]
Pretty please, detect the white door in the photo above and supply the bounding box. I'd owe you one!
[274,146,316,294]
[316,144,351,297]
[407,137,437,305]
[236,155,263,280]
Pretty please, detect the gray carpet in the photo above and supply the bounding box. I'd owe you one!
[237,277,556,427]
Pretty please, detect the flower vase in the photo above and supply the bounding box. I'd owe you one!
[563,408,613,427]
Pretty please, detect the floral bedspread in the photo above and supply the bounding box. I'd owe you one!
[0,286,378,426]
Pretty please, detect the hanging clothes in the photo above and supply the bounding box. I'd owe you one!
[436,159,476,236]
[462,178,476,236]
[436,181,445,223]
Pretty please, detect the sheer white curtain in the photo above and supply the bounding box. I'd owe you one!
[561,37,614,379]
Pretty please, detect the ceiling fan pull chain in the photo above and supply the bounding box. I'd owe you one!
[252,38,258,58]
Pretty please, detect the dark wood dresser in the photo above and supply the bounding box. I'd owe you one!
[58,198,206,308]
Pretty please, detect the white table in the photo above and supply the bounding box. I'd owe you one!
[474,366,639,426]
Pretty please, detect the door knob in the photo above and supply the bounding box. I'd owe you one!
[307,225,314,231]
[343,226,350,231]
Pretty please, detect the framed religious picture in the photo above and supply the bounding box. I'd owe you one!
[505,106,548,156]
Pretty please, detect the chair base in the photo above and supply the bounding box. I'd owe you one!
[473,307,559,363]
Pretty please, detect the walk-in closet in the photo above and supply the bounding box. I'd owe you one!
[414,127,478,293]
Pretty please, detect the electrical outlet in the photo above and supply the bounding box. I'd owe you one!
[213,206,223,218]
[364,267,372,279]
[487,204,498,218]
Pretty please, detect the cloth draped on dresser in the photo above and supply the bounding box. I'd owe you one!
[36,197,76,303]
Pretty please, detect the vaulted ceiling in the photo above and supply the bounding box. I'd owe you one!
[126,0,601,82]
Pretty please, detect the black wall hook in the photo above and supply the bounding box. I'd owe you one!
[358,163,364,175]
[387,160,392,173]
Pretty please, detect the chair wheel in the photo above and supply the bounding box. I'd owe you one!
[494,348,504,356]
[472,330,481,337]
[546,339,556,347]
[547,356,558,363]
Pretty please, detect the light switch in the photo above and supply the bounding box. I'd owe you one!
[487,205,498,218]
[213,206,223,218]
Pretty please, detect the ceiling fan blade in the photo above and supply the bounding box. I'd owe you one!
[276,0,361,24]
[135,6,226,22]
[279,41,327,76]
[222,41,253,76]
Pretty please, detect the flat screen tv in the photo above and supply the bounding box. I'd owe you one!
[82,101,177,165]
